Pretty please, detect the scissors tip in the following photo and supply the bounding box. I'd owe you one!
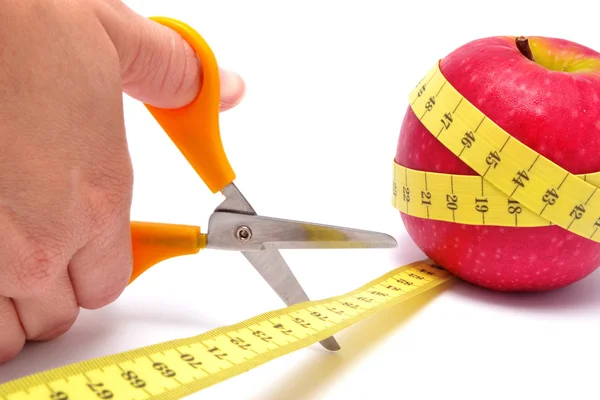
[320,336,341,351]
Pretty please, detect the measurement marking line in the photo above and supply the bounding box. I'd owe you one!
[585,188,597,205]
[453,97,464,113]
[499,136,510,152]
[558,173,569,189]
[528,154,540,171]
[474,116,486,132]
[437,126,444,138]
[436,80,447,96]
[482,164,492,178]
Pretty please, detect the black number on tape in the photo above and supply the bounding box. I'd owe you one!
[485,151,501,168]
[507,199,522,214]
[342,302,360,309]
[370,290,389,296]
[208,347,228,360]
[425,96,436,111]
[274,323,293,335]
[441,112,453,130]
[417,84,426,97]
[252,330,273,342]
[475,197,489,213]
[50,392,69,400]
[385,284,401,291]
[421,190,432,206]
[121,370,146,389]
[542,189,559,205]
[326,307,345,315]
[513,170,529,188]
[310,311,329,321]
[231,337,251,350]
[446,194,458,210]
[408,273,425,280]
[180,354,203,368]
[86,383,113,399]
[570,204,586,220]
[403,187,410,202]
[292,317,311,328]
[461,131,475,148]
[395,278,414,286]
[153,362,176,377]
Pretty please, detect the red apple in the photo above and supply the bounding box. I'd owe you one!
[395,35,600,291]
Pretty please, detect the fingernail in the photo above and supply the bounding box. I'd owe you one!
[219,68,246,110]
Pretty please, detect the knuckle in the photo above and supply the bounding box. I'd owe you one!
[30,314,78,342]
[15,240,64,293]
[85,166,133,232]
[80,280,126,310]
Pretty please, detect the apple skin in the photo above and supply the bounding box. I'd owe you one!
[395,36,600,291]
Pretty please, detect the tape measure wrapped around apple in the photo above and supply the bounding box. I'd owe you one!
[393,36,600,291]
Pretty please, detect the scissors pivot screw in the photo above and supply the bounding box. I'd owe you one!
[235,226,252,242]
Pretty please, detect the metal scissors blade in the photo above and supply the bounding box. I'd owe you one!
[216,183,341,351]
[207,212,398,251]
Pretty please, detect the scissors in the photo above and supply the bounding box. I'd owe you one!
[128,17,397,351]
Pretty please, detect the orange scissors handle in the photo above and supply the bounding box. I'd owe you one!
[128,17,233,283]
[144,17,235,193]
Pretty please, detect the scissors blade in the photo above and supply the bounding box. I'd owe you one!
[206,212,398,251]
[216,182,340,351]
[241,249,340,351]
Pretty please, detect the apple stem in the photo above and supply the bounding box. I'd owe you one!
[516,36,534,62]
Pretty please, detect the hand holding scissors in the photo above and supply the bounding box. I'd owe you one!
[130,17,397,351]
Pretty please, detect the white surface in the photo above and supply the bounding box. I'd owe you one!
[2,1,600,399]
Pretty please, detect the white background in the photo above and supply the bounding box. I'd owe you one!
[2,0,600,399]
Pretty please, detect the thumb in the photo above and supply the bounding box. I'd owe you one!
[97,3,245,111]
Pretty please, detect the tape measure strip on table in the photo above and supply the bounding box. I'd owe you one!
[396,60,600,241]
[0,260,453,400]
[392,163,600,228]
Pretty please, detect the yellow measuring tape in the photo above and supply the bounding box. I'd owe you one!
[0,260,452,399]
[394,60,600,240]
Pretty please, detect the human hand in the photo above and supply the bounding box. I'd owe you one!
[0,0,245,364]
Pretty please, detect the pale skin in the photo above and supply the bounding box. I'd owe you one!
[0,0,246,364]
